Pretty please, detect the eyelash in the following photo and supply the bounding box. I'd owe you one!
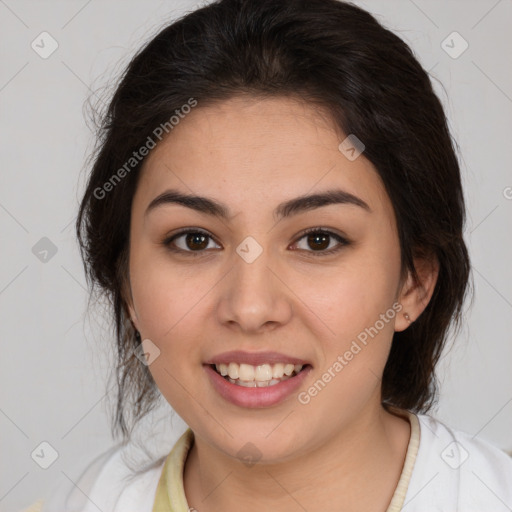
[161,227,350,257]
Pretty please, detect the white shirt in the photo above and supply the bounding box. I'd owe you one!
[31,413,512,512]
[402,414,512,510]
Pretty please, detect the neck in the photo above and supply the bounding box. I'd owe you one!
[183,403,411,512]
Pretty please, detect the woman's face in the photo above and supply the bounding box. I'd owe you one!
[127,95,410,462]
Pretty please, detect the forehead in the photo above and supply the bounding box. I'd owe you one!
[136,95,390,218]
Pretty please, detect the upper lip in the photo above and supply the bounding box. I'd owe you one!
[205,350,310,366]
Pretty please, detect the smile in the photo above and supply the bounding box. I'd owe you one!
[213,362,305,387]
[205,361,312,408]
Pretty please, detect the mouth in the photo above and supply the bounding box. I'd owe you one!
[209,362,311,387]
[204,351,313,407]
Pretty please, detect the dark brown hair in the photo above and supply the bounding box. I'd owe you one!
[76,0,471,441]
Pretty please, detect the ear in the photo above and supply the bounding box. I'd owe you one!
[395,252,439,332]
[120,273,139,331]
[127,301,139,331]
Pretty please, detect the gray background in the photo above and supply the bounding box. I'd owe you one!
[1,0,511,510]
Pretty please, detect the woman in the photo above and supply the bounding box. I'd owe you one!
[25,0,512,510]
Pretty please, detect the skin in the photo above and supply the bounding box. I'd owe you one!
[126,95,438,511]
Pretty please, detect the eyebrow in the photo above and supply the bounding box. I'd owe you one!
[145,188,371,220]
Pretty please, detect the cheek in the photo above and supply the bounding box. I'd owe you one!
[300,244,401,381]
[128,254,209,417]
[129,247,209,340]
[306,252,400,335]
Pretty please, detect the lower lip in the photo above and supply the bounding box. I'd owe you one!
[204,364,312,408]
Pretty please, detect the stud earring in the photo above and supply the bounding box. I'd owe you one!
[404,313,411,323]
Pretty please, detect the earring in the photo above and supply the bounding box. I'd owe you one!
[404,313,411,323]
[134,329,141,342]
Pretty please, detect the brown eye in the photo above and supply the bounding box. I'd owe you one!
[183,232,209,250]
[164,229,221,254]
[306,232,330,251]
[292,228,349,255]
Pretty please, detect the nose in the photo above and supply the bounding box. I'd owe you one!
[215,241,293,334]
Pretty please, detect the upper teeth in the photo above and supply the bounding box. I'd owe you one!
[215,362,304,381]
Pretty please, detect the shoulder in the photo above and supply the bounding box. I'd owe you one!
[404,412,512,511]
[33,443,165,512]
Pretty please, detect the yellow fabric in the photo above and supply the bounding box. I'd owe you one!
[386,410,421,511]
[153,428,195,512]
[20,498,44,512]
[152,409,421,512]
